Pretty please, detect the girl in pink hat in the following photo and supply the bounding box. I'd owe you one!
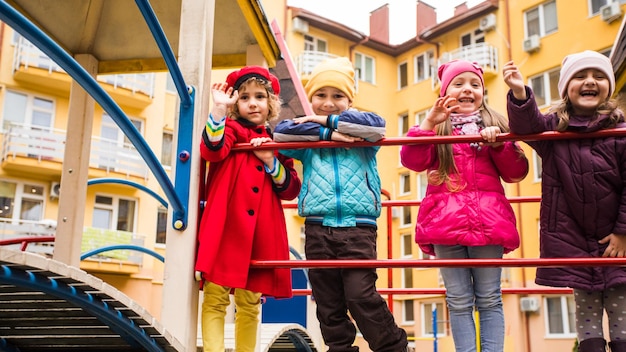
[401,59,529,352]
[504,51,626,352]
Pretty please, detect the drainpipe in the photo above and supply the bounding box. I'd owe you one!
[349,36,369,61]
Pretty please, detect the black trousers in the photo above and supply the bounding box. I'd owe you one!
[305,224,408,352]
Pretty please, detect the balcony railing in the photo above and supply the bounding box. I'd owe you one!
[434,43,499,89]
[294,51,339,76]
[2,124,149,178]
[0,219,145,264]
[13,35,155,97]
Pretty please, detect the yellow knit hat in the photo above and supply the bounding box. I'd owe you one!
[304,57,356,101]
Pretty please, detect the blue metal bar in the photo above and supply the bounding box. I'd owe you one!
[172,87,195,230]
[81,244,165,263]
[87,178,168,208]
[0,264,165,352]
[0,1,187,229]
[134,0,192,108]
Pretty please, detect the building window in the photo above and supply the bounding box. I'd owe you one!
[92,195,137,233]
[422,302,446,337]
[401,206,412,227]
[398,61,408,89]
[355,52,375,84]
[528,69,560,108]
[165,74,177,93]
[414,51,434,83]
[400,173,411,195]
[525,0,558,38]
[399,113,409,136]
[156,207,167,245]
[304,34,327,52]
[401,233,413,258]
[2,90,55,132]
[403,300,415,324]
[533,150,542,182]
[161,131,173,167]
[0,180,45,222]
[461,29,485,47]
[416,172,428,200]
[545,295,576,337]
[402,267,413,288]
[589,0,613,15]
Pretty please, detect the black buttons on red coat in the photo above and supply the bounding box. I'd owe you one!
[252,187,259,193]
[255,127,263,134]
[256,165,262,171]
[247,209,254,216]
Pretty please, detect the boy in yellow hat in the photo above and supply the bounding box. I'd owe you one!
[274,57,409,352]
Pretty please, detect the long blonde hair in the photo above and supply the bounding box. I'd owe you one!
[429,102,512,191]
[549,95,624,131]
[229,77,282,124]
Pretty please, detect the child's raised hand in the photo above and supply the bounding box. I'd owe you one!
[479,126,503,148]
[502,61,527,100]
[250,137,275,166]
[599,233,626,257]
[211,82,238,107]
[421,95,459,131]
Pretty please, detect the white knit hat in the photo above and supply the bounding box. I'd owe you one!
[557,50,615,99]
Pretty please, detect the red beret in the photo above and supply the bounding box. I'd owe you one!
[225,66,280,94]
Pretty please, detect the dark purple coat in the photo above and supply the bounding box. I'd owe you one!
[507,87,626,291]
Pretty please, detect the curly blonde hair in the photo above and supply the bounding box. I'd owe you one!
[229,77,282,124]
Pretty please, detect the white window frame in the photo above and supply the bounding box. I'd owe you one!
[354,52,376,84]
[303,34,327,53]
[532,150,542,182]
[2,89,55,132]
[544,295,577,338]
[155,206,168,247]
[0,179,46,223]
[524,0,558,38]
[398,113,409,136]
[414,51,434,83]
[92,194,138,233]
[403,299,415,324]
[402,267,413,288]
[416,172,428,201]
[398,61,408,90]
[161,130,173,167]
[400,206,412,228]
[421,302,446,337]
[400,233,413,258]
[460,29,485,48]
[528,68,560,108]
[399,173,411,196]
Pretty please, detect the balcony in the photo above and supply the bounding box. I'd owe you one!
[1,124,149,179]
[0,219,144,267]
[434,43,499,89]
[294,51,339,77]
[12,36,155,107]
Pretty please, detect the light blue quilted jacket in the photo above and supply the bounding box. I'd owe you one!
[274,110,384,227]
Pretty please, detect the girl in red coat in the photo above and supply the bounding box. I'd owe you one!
[195,66,301,352]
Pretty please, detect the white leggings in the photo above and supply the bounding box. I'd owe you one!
[574,285,626,342]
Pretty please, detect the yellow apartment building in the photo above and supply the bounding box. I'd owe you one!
[0,0,625,351]
[273,0,626,351]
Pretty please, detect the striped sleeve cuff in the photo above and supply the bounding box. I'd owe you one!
[264,157,286,184]
[205,113,226,143]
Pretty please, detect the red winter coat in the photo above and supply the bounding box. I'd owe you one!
[195,118,301,298]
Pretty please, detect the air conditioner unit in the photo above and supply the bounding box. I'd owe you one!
[523,34,541,53]
[391,208,400,219]
[479,13,497,32]
[601,1,622,23]
[50,182,61,198]
[520,297,540,312]
[292,17,309,34]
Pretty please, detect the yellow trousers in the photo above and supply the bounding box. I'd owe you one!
[201,281,261,352]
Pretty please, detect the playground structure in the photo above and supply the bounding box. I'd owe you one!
[2,1,626,351]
